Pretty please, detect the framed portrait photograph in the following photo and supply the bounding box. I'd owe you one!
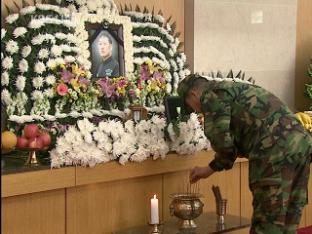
[86,23,125,79]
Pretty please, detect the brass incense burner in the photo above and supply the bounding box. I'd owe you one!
[169,193,204,229]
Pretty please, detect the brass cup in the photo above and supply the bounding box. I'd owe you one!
[216,199,227,224]
[169,193,204,229]
[25,150,39,166]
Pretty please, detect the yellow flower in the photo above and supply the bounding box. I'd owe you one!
[72,63,85,77]
[146,84,152,92]
[70,78,81,92]
[146,60,158,73]
[117,87,126,96]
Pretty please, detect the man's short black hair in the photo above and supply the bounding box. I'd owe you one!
[99,34,113,45]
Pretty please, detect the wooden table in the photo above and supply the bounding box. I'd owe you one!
[113,212,250,234]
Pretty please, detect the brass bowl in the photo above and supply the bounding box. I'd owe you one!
[169,193,204,229]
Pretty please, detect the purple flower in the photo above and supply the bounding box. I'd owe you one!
[60,70,73,83]
[153,71,165,83]
[117,79,127,88]
[97,78,114,98]
[79,77,90,86]
[140,65,150,81]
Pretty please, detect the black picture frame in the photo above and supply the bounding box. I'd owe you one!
[86,22,125,79]
[164,96,184,122]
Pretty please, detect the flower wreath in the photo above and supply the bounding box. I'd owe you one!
[1,3,83,120]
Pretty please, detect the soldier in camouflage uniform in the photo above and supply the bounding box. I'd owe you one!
[177,74,312,234]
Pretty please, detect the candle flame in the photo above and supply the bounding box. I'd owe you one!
[153,194,156,199]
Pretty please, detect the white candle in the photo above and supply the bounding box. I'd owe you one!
[150,194,159,224]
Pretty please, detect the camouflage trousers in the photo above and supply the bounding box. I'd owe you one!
[249,158,310,234]
[248,131,311,234]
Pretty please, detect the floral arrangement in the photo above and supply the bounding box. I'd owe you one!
[306,58,312,110]
[55,0,190,95]
[1,3,82,122]
[50,113,209,168]
[167,113,210,155]
[96,76,134,110]
[121,7,191,94]
[52,63,99,113]
[133,60,167,107]
[55,0,119,16]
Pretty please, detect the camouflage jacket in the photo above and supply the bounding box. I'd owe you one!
[200,81,312,171]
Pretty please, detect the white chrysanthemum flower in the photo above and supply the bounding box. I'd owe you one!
[34,62,46,74]
[87,0,98,11]
[64,55,75,63]
[13,27,27,38]
[38,48,49,59]
[16,76,26,91]
[6,14,19,24]
[2,56,13,70]
[1,28,6,40]
[68,4,77,12]
[20,6,36,15]
[55,57,65,65]
[33,76,44,89]
[185,69,191,76]
[46,59,57,69]
[166,83,172,94]
[28,19,44,29]
[45,75,56,85]
[51,45,62,57]
[6,40,19,54]
[1,72,9,86]
[21,46,31,58]
[19,59,29,73]
[1,89,12,105]
[31,90,44,100]
[44,88,55,98]
[79,6,89,14]
[77,118,96,134]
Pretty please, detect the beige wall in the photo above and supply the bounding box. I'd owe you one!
[295,0,312,111]
[185,0,312,111]
[190,0,298,109]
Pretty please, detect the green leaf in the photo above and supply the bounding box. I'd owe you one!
[166,16,172,24]
[171,22,177,33]
[135,5,140,12]
[174,32,181,38]
[22,0,29,7]
[119,4,124,14]
[13,1,21,11]
[5,4,12,15]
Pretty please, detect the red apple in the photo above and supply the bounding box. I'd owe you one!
[28,137,43,150]
[16,136,29,149]
[38,132,51,147]
[24,124,39,139]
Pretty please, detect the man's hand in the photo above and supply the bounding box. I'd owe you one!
[189,166,215,184]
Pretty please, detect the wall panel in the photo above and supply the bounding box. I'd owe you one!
[1,189,66,234]
[66,175,163,234]
[295,0,312,111]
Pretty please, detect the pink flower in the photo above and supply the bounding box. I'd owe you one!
[56,83,68,96]
[61,70,73,83]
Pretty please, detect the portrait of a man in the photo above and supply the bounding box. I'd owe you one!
[87,22,126,79]
[91,32,120,78]
[96,34,120,77]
